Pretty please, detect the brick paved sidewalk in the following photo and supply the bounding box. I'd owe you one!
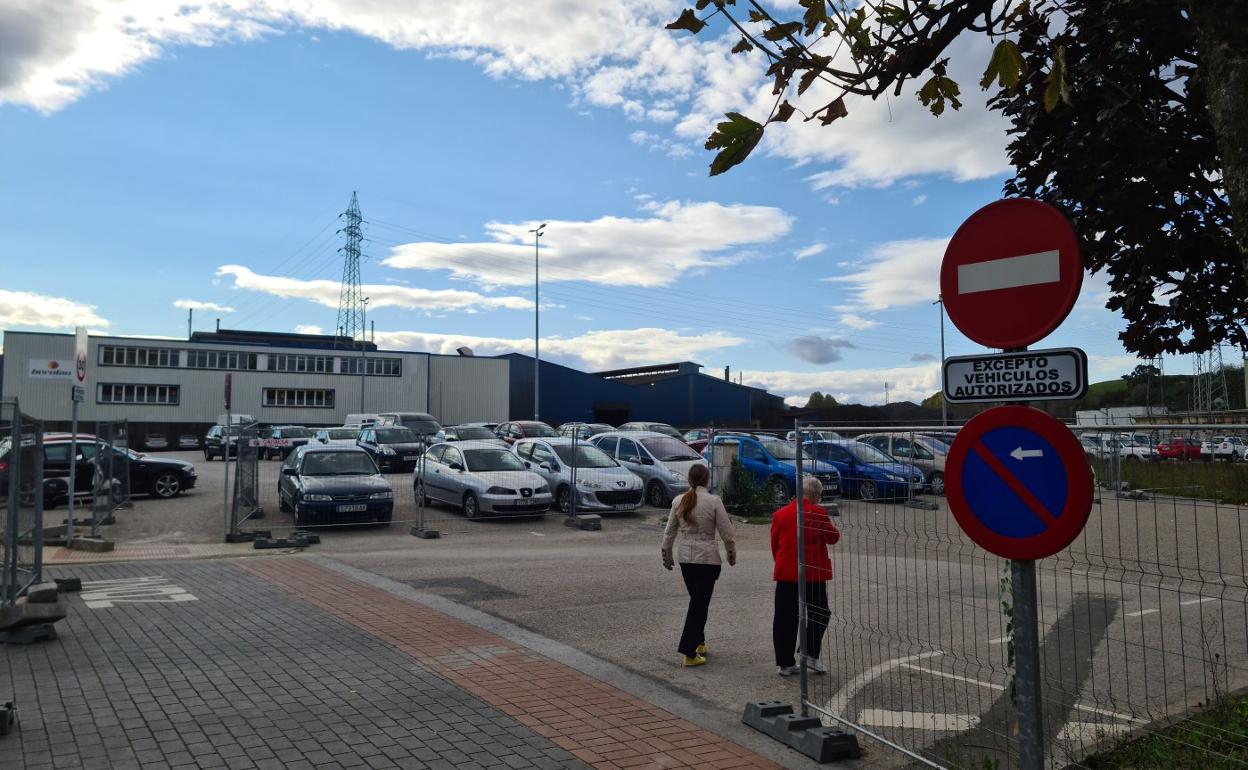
[4,557,789,770]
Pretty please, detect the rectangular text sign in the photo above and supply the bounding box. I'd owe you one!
[943,347,1088,404]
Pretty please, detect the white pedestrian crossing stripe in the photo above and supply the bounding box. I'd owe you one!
[80,576,197,609]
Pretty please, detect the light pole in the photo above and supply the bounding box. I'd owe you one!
[529,223,546,421]
[933,296,947,427]
[360,296,369,413]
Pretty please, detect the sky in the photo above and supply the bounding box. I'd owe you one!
[0,1,1163,406]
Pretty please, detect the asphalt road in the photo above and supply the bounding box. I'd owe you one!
[94,451,1248,768]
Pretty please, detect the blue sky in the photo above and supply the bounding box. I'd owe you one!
[0,2,1157,404]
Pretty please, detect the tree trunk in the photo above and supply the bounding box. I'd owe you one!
[1188,0,1248,303]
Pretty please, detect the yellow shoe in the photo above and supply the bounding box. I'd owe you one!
[696,643,708,656]
[682,654,707,667]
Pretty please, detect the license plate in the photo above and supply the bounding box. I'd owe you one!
[613,504,634,511]
[336,503,367,513]
[403,455,417,461]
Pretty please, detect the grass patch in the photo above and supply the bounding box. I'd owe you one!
[1094,459,1248,505]
[1084,693,1248,769]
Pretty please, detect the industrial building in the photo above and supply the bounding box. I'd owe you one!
[1,329,509,441]
[498,354,785,427]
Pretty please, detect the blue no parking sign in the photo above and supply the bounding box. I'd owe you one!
[946,406,1093,560]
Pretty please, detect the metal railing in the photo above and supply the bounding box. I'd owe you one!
[1,400,44,610]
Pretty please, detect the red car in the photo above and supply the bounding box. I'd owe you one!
[1156,437,1204,460]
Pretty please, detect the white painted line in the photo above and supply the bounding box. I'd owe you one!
[80,577,197,609]
[825,651,945,719]
[1181,597,1218,606]
[958,250,1061,294]
[1057,721,1134,742]
[988,636,1009,645]
[857,710,979,732]
[1126,608,1159,618]
[529,532,545,537]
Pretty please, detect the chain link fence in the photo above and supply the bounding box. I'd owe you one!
[1,400,44,610]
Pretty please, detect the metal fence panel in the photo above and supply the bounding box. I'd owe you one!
[2,401,43,609]
[91,420,131,536]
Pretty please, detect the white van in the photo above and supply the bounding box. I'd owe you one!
[344,413,382,428]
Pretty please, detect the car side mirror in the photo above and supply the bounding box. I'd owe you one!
[640,457,655,466]
[449,462,464,472]
[539,462,553,472]
[281,467,297,476]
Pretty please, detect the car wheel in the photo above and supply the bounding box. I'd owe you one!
[928,472,946,496]
[556,485,572,514]
[463,491,480,520]
[766,478,792,505]
[646,481,667,508]
[859,480,878,502]
[151,472,182,499]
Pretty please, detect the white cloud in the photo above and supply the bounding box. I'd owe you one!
[913,194,928,206]
[382,200,793,288]
[839,313,880,330]
[375,326,745,371]
[739,363,941,406]
[794,242,827,261]
[294,324,324,335]
[215,265,532,313]
[824,237,948,312]
[0,289,109,330]
[173,299,234,313]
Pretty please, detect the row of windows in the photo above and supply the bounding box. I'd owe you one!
[97,384,180,405]
[97,345,400,376]
[262,388,335,408]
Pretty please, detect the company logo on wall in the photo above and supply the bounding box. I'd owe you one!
[29,359,74,380]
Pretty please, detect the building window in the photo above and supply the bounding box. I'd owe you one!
[267,354,333,374]
[186,349,258,370]
[98,345,179,368]
[97,383,180,405]
[341,357,402,377]
[262,388,335,408]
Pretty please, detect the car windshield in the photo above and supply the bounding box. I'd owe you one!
[464,449,525,472]
[376,427,418,444]
[455,426,497,440]
[400,419,441,435]
[553,444,617,468]
[915,436,950,453]
[640,437,701,462]
[846,443,895,464]
[648,424,683,439]
[523,423,558,437]
[301,452,376,476]
[282,427,311,439]
[761,439,797,460]
[327,428,358,440]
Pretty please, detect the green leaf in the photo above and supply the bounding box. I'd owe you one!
[980,39,1024,90]
[1044,44,1071,111]
[917,74,962,116]
[770,100,796,123]
[704,112,764,176]
[762,21,802,41]
[731,37,753,54]
[665,8,706,34]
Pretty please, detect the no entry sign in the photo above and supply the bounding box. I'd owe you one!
[946,406,1093,560]
[940,199,1082,349]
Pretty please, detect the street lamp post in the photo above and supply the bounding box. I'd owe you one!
[529,223,546,421]
[360,296,370,413]
[934,296,947,427]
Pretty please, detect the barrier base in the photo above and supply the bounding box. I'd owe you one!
[0,701,13,737]
[68,536,114,553]
[0,622,59,645]
[54,578,82,593]
[742,701,860,763]
[410,527,441,539]
[564,514,602,531]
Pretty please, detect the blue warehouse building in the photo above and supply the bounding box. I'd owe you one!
[497,354,785,427]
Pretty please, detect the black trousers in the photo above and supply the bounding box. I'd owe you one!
[773,581,830,667]
[677,563,722,657]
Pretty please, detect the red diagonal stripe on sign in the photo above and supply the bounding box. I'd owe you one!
[970,441,1058,527]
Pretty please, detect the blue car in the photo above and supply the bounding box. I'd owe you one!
[803,440,925,501]
[703,434,841,504]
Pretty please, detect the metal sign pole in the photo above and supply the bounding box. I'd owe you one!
[794,419,808,716]
[1012,558,1043,770]
[66,395,79,547]
[223,407,231,538]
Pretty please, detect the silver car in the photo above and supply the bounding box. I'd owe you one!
[314,427,361,447]
[512,437,643,514]
[415,440,552,519]
[591,431,707,508]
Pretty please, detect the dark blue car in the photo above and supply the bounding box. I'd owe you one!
[803,440,925,501]
[278,445,393,526]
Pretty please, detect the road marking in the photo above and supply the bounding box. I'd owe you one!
[1126,608,1159,617]
[1181,597,1217,606]
[529,532,545,537]
[988,636,1009,645]
[958,250,1061,294]
[825,651,945,719]
[80,575,197,609]
[858,710,978,732]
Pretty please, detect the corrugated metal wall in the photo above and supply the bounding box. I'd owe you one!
[428,355,509,424]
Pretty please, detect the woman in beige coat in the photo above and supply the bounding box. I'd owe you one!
[661,463,737,667]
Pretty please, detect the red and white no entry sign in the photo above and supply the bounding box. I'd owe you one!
[940,199,1082,350]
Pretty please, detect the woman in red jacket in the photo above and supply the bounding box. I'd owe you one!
[770,475,840,676]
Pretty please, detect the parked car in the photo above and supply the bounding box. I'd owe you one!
[702,434,840,505]
[438,424,506,443]
[513,437,643,514]
[144,434,168,450]
[618,422,684,440]
[557,422,614,440]
[495,421,558,445]
[1204,436,1248,461]
[415,440,552,519]
[1157,437,1204,460]
[20,433,198,501]
[785,429,842,442]
[314,426,361,446]
[858,433,947,495]
[1116,435,1159,462]
[377,412,442,439]
[261,425,312,460]
[177,434,200,450]
[345,413,383,428]
[203,424,239,461]
[356,426,426,472]
[803,440,924,501]
[0,435,80,508]
[277,445,392,526]
[590,431,707,507]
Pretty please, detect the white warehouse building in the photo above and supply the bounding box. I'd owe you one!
[1,329,509,443]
